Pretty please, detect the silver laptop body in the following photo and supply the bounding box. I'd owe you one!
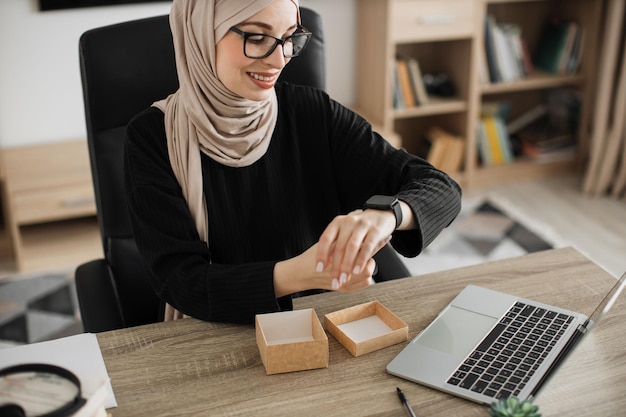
[387,272,626,404]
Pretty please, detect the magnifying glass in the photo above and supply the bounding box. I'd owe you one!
[0,364,86,417]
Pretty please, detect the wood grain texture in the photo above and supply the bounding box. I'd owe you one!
[97,247,624,417]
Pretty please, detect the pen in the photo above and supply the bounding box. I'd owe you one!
[396,387,417,417]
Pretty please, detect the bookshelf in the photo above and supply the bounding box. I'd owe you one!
[355,0,602,189]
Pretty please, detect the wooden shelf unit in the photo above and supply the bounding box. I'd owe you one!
[0,140,96,271]
[356,0,603,189]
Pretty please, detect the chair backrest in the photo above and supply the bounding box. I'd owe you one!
[78,9,326,328]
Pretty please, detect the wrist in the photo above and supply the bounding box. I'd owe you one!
[274,258,301,298]
[363,195,402,229]
[274,250,331,297]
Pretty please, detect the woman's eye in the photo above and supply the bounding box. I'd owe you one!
[248,34,269,44]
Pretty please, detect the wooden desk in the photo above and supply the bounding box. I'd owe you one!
[97,248,625,416]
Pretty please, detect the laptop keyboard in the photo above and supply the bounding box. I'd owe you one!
[446,301,574,399]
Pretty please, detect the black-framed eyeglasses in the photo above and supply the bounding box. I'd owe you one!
[229,25,312,59]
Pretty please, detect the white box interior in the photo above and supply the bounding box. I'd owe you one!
[337,315,393,343]
[257,309,315,345]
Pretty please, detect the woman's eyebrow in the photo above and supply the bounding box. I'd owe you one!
[239,21,298,32]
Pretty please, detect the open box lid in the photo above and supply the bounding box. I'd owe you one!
[324,301,408,357]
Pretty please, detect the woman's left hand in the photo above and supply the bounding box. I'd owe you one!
[315,208,396,289]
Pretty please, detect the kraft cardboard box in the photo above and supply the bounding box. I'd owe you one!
[324,301,408,357]
[255,308,328,375]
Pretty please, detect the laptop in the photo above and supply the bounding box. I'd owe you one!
[386,271,626,404]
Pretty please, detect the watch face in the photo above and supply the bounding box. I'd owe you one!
[366,195,397,208]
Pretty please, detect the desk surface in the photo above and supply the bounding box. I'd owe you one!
[97,247,625,416]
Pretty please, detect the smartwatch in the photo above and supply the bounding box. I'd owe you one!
[363,195,402,229]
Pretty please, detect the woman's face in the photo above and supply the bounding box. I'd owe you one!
[216,0,297,101]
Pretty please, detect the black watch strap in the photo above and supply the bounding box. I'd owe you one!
[363,195,402,229]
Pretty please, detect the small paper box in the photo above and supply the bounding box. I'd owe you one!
[324,301,408,357]
[256,308,329,375]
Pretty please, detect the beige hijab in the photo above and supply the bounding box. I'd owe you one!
[153,0,299,320]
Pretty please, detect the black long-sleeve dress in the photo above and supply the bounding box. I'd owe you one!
[125,82,462,324]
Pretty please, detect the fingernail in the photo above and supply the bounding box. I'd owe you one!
[340,273,347,284]
[353,265,361,274]
[316,261,324,272]
[331,278,339,290]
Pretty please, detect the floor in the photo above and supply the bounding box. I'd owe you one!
[0,272,82,345]
[0,173,624,280]
[401,197,554,277]
[474,174,626,279]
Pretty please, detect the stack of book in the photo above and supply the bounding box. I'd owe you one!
[475,102,514,166]
[507,88,580,163]
[534,17,584,75]
[483,15,533,83]
[477,114,514,166]
[393,56,429,109]
[426,127,465,173]
[508,102,578,164]
[516,125,576,163]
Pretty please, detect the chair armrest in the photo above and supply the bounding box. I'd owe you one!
[373,244,411,282]
[75,259,125,332]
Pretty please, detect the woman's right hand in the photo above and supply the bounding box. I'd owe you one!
[274,243,376,297]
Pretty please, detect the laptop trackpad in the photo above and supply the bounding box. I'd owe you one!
[416,306,498,357]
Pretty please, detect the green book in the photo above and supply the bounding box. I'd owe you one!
[534,17,570,74]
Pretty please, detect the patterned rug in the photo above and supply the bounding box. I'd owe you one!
[401,196,557,277]
[0,270,82,348]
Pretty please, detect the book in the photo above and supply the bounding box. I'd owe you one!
[501,23,528,78]
[439,132,465,173]
[566,26,585,73]
[519,37,535,77]
[491,20,519,82]
[484,15,501,83]
[395,58,416,107]
[476,122,493,165]
[406,57,429,105]
[495,116,514,162]
[478,115,513,166]
[517,124,575,152]
[518,128,576,163]
[483,116,507,165]
[426,130,449,168]
[392,61,405,109]
[507,104,548,135]
[557,21,579,73]
[483,16,530,83]
[426,127,465,173]
[534,17,571,74]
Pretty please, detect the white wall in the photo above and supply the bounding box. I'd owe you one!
[0,0,356,149]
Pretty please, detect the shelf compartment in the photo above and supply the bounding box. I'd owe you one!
[480,73,586,95]
[393,113,468,158]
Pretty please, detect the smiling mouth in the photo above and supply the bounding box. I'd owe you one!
[248,72,276,82]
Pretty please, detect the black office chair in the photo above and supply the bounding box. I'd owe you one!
[76,9,409,333]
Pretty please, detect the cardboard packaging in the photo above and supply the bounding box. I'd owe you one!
[324,301,408,357]
[255,308,328,375]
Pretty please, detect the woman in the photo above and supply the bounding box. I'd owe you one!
[125,0,461,324]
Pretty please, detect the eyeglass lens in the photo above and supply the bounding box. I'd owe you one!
[244,33,310,58]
